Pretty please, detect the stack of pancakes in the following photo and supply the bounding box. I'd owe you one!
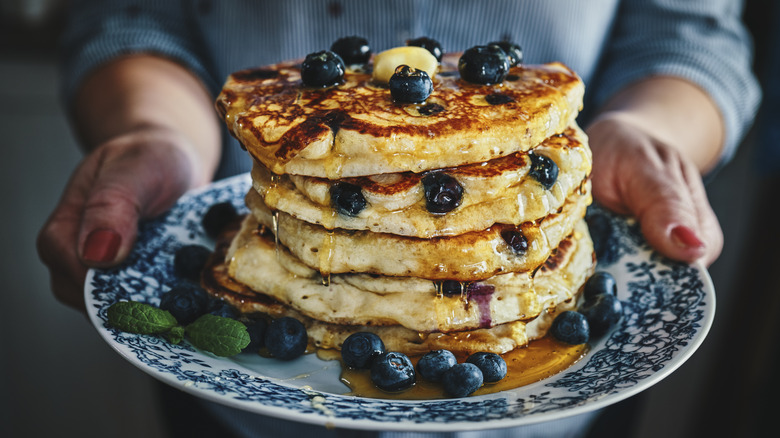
[208,52,595,355]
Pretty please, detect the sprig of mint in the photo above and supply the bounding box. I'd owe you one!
[186,314,251,357]
[164,325,185,344]
[106,300,250,357]
[107,301,177,334]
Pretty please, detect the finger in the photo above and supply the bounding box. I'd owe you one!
[37,208,89,311]
[77,137,194,268]
[625,154,709,264]
[682,162,723,266]
[37,153,102,311]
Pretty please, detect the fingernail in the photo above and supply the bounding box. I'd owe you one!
[83,229,121,263]
[670,225,705,250]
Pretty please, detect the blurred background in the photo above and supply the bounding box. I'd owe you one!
[1,0,777,436]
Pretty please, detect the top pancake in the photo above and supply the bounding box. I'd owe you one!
[216,54,584,178]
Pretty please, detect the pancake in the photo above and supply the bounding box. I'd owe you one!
[216,54,584,178]
[203,218,594,354]
[252,124,592,237]
[245,183,590,280]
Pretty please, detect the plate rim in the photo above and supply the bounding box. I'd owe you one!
[85,173,716,432]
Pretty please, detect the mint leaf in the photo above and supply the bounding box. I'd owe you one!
[165,326,185,344]
[107,301,178,334]
[186,314,250,357]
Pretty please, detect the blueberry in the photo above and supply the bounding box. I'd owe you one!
[159,283,210,325]
[442,363,483,398]
[407,36,443,62]
[330,36,371,65]
[242,319,268,353]
[417,349,457,382]
[584,271,617,302]
[389,65,433,104]
[458,45,510,85]
[466,352,507,383]
[501,229,528,255]
[418,103,445,116]
[586,211,620,265]
[422,172,463,214]
[341,332,385,369]
[439,280,466,296]
[528,152,559,190]
[264,317,308,360]
[370,351,416,392]
[173,244,212,282]
[207,300,240,319]
[488,41,523,66]
[580,294,622,338]
[330,182,366,216]
[301,50,345,88]
[550,311,590,345]
[202,202,238,239]
[485,93,514,105]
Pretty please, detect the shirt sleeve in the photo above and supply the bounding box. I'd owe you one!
[589,0,761,169]
[59,0,217,108]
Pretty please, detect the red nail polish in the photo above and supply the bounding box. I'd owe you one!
[671,225,704,249]
[83,229,121,263]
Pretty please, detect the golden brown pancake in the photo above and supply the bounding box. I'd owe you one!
[203,219,594,354]
[216,54,584,178]
[252,124,592,237]
[245,183,590,280]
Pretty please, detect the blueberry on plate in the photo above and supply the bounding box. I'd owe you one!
[301,50,345,88]
[417,349,457,382]
[389,65,433,103]
[488,41,523,66]
[550,311,590,345]
[458,45,510,85]
[159,283,210,325]
[242,319,268,353]
[202,202,238,239]
[442,363,483,398]
[330,182,367,216]
[341,332,385,369]
[528,152,559,190]
[584,271,617,302]
[330,36,371,65]
[422,172,463,214]
[264,317,308,360]
[580,293,623,338]
[466,352,507,383]
[407,36,443,62]
[370,351,416,392]
[173,244,212,282]
[206,299,240,319]
[586,211,621,265]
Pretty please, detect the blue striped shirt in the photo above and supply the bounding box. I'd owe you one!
[60,0,760,181]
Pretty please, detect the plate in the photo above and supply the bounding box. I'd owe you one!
[86,173,715,432]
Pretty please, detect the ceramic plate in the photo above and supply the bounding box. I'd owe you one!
[85,173,715,432]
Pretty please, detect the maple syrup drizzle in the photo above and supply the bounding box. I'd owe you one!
[328,336,587,400]
[319,208,338,287]
[272,210,280,262]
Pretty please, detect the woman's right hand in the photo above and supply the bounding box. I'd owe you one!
[37,127,201,311]
[37,55,221,312]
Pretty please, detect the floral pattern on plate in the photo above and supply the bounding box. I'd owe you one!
[86,173,714,431]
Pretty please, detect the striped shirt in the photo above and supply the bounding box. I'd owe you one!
[60,0,760,181]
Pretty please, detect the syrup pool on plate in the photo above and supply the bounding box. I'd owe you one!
[317,336,588,400]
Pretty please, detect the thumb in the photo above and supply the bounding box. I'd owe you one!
[78,137,196,267]
[622,161,711,264]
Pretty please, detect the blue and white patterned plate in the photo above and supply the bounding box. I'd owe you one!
[85,173,714,432]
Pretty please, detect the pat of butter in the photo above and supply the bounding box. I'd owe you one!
[372,46,438,84]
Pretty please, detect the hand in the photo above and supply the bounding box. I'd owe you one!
[37,127,200,311]
[586,115,723,266]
